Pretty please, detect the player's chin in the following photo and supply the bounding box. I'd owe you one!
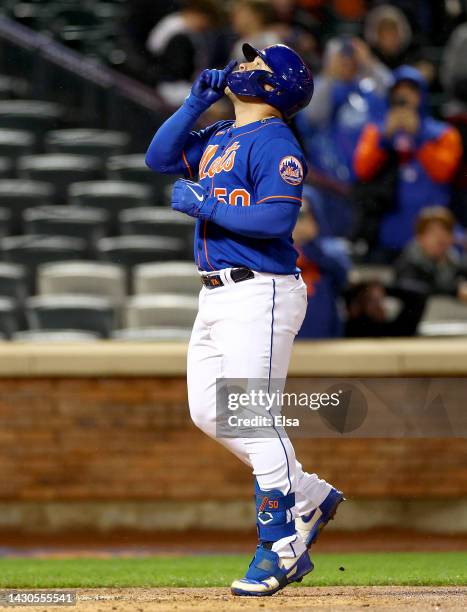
[225,88,251,103]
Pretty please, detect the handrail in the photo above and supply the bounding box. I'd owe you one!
[0,15,167,114]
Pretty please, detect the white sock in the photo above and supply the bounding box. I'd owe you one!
[271,534,306,559]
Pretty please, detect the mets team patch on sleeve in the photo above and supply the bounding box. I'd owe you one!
[279,156,304,185]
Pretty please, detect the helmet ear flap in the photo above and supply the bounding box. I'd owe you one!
[258,72,281,94]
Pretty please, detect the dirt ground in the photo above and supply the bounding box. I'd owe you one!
[64,586,467,611]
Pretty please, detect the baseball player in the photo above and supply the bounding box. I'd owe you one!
[146,43,344,597]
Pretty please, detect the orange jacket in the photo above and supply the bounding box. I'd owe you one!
[354,123,462,184]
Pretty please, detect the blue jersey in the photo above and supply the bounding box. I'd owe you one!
[178,117,307,274]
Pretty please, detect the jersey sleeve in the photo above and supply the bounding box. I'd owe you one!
[182,121,233,179]
[251,137,308,206]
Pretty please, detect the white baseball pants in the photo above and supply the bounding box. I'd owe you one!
[187,269,331,519]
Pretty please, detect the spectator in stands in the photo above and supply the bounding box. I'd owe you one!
[294,186,350,339]
[269,0,323,72]
[117,0,180,83]
[344,280,426,337]
[146,0,224,106]
[229,0,281,60]
[353,66,463,262]
[441,23,467,227]
[442,22,467,122]
[394,207,467,302]
[364,4,437,91]
[297,36,391,236]
[364,4,416,70]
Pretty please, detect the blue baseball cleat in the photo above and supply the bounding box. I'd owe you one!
[295,488,345,549]
[231,544,313,597]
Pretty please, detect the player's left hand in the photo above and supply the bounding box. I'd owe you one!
[172,179,216,220]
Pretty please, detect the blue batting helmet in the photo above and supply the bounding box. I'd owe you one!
[226,43,314,118]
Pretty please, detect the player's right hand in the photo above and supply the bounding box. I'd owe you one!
[190,60,237,108]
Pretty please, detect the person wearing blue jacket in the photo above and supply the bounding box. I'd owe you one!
[354,65,463,261]
[297,36,390,237]
[294,186,350,339]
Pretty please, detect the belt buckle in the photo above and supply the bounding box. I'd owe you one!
[202,274,224,289]
[231,268,254,283]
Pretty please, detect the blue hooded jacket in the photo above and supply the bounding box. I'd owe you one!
[376,66,457,250]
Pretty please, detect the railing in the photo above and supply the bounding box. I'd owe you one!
[0,16,170,149]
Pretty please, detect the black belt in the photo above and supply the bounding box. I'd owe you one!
[201,267,255,289]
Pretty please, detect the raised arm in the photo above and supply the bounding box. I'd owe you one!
[145,60,237,175]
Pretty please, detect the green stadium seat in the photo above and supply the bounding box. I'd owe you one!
[37,260,126,303]
[0,101,63,143]
[0,297,18,339]
[119,207,194,257]
[112,327,192,342]
[1,234,87,292]
[124,294,198,329]
[12,329,100,342]
[0,180,55,233]
[23,205,110,254]
[18,154,104,203]
[45,129,129,158]
[0,263,27,302]
[69,181,153,230]
[0,130,35,169]
[25,294,116,338]
[133,261,200,296]
[0,208,11,237]
[107,154,178,204]
[97,235,187,269]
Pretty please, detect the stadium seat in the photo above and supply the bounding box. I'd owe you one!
[124,294,198,329]
[0,263,27,301]
[1,234,87,291]
[68,181,153,230]
[119,207,194,256]
[18,154,104,203]
[47,5,104,29]
[133,261,200,295]
[37,261,126,302]
[0,129,35,170]
[12,329,100,342]
[45,129,129,158]
[8,1,43,29]
[97,235,187,268]
[107,154,177,200]
[107,154,153,183]
[418,321,467,337]
[421,295,467,322]
[23,206,109,253]
[0,208,11,237]
[0,101,63,143]
[0,158,13,179]
[418,296,467,336]
[0,180,55,233]
[25,294,116,338]
[0,74,29,100]
[349,265,395,286]
[0,297,18,339]
[112,327,192,342]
